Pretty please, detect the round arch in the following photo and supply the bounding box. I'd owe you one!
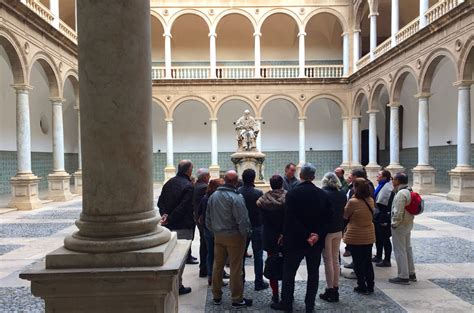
[258,95,302,117]
[0,28,27,84]
[390,65,419,103]
[354,0,369,29]
[150,10,167,33]
[152,97,170,119]
[213,9,257,34]
[214,95,257,117]
[257,9,303,33]
[352,88,369,116]
[170,96,212,118]
[459,37,474,81]
[303,94,347,116]
[62,69,79,100]
[303,8,348,34]
[369,79,390,111]
[169,10,212,33]
[420,48,459,93]
[28,51,61,98]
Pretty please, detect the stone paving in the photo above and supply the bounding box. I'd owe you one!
[0,192,473,312]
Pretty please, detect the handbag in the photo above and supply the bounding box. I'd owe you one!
[263,253,284,280]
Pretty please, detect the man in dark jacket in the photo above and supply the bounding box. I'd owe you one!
[272,163,333,312]
[157,160,194,295]
[193,168,210,277]
[283,163,299,191]
[238,169,268,291]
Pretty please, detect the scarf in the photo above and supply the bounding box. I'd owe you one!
[374,179,388,199]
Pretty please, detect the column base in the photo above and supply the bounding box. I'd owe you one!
[209,165,220,179]
[47,172,73,202]
[74,170,82,195]
[20,236,190,313]
[164,166,176,183]
[9,174,42,210]
[385,164,405,177]
[447,167,474,202]
[365,164,381,184]
[412,165,437,195]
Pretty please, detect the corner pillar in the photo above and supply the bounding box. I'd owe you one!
[209,118,220,178]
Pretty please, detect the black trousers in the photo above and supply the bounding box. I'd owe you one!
[197,225,207,273]
[281,245,323,310]
[375,223,392,261]
[348,244,374,291]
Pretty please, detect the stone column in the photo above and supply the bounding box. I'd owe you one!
[353,30,361,70]
[420,0,429,28]
[47,98,73,202]
[254,32,261,78]
[9,84,42,210]
[341,117,350,167]
[369,13,378,61]
[74,0,78,31]
[391,0,399,47]
[351,116,361,167]
[342,32,349,76]
[50,0,59,28]
[412,94,436,194]
[209,118,220,178]
[256,117,263,152]
[366,111,381,183]
[298,117,306,167]
[209,32,217,79]
[298,32,306,78]
[448,81,474,202]
[73,105,82,195]
[164,118,175,181]
[386,103,405,175]
[21,2,186,311]
[164,32,172,79]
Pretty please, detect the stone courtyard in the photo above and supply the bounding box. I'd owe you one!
[0,187,472,312]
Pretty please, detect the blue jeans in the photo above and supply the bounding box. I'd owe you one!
[204,228,215,278]
[244,225,264,285]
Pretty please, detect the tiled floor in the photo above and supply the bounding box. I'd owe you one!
[0,191,473,312]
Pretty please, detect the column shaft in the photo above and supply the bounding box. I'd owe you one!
[368,112,378,165]
[420,0,429,28]
[166,120,174,166]
[298,118,306,165]
[15,86,33,174]
[209,33,217,79]
[342,33,349,76]
[390,105,401,165]
[352,117,361,165]
[254,33,261,78]
[298,32,306,78]
[51,99,65,172]
[342,118,350,165]
[353,31,360,70]
[370,14,378,61]
[256,118,262,152]
[164,33,172,79]
[391,0,399,47]
[211,119,218,166]
[77,108,82,170]
[418,96,430,166]
[50,0,59,28]
[457,85,471,167]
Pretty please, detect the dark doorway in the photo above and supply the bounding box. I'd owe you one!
[361,129,380,166]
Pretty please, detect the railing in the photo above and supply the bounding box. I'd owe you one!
[356,54,371,70]
[373,38,392,59]
[218,66,254,79]
[396,18,420,45]
[59,20,77,44]
[425,0,463,24]
[305,65,343,78]
[25,0,54,24]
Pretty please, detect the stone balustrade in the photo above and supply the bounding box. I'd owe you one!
[396,18,420,45]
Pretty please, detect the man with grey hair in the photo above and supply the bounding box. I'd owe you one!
[157,159,194,295]
[272,163,333,312]
[193,168,211,276]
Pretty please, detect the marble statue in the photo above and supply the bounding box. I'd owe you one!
[236,109,259,151]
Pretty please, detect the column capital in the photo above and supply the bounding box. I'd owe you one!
[388,102,401,108]
[341,32,349,37]
[209,117,218,121]
[208,32,217,38]
[341,116,350,120]
[414,93,432,99]
[298,116,307,121]
[367,109,379,114]
[11,84,33,92]
[368,12,379,18]
[165,118,174,122]
[352,115,362,120]
[255,116,263,121]
[163,32,172,38]
[453,80,473,87]
[74,105,80,111]
[49,97,65,104]
[353,28,361,33]
[253,32,262,37]
[298,31,307,37]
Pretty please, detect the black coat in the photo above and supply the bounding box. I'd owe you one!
[283,181,333,251]
[238,185,264,228]
[157,173,195,230]
[193,181,208,220]
[322,186,347,233]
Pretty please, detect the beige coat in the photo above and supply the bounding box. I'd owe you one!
[391,184,414,228]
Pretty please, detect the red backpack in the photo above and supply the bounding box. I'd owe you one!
[405,189,424,215]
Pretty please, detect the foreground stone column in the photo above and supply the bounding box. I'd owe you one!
[369,13,378,61]
[209,32,217,79]
[256,117,263,152]
[420,0,429,28]
[9,84,42,210]
[164,32,172,79]
[21,2,188,312]
[391,0,399,47]
[209,118,220,178]
[448,82,474,202]
[298,32,306,78]
[164,118,175,181]
[353,30,361,71]
[341,117,350,167]
[47,98,73,202]
[254,32,261,78]
[412,94,436,194]
[342,33,349,76]
[386,103,405,175]
[73,105,82,195]
[298,117,306,167]
[351,116,361,167]
[366,111,380,183]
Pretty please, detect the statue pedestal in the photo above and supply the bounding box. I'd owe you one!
[231,151,267,181]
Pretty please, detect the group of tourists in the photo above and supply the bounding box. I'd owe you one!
[157,160,418,312]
